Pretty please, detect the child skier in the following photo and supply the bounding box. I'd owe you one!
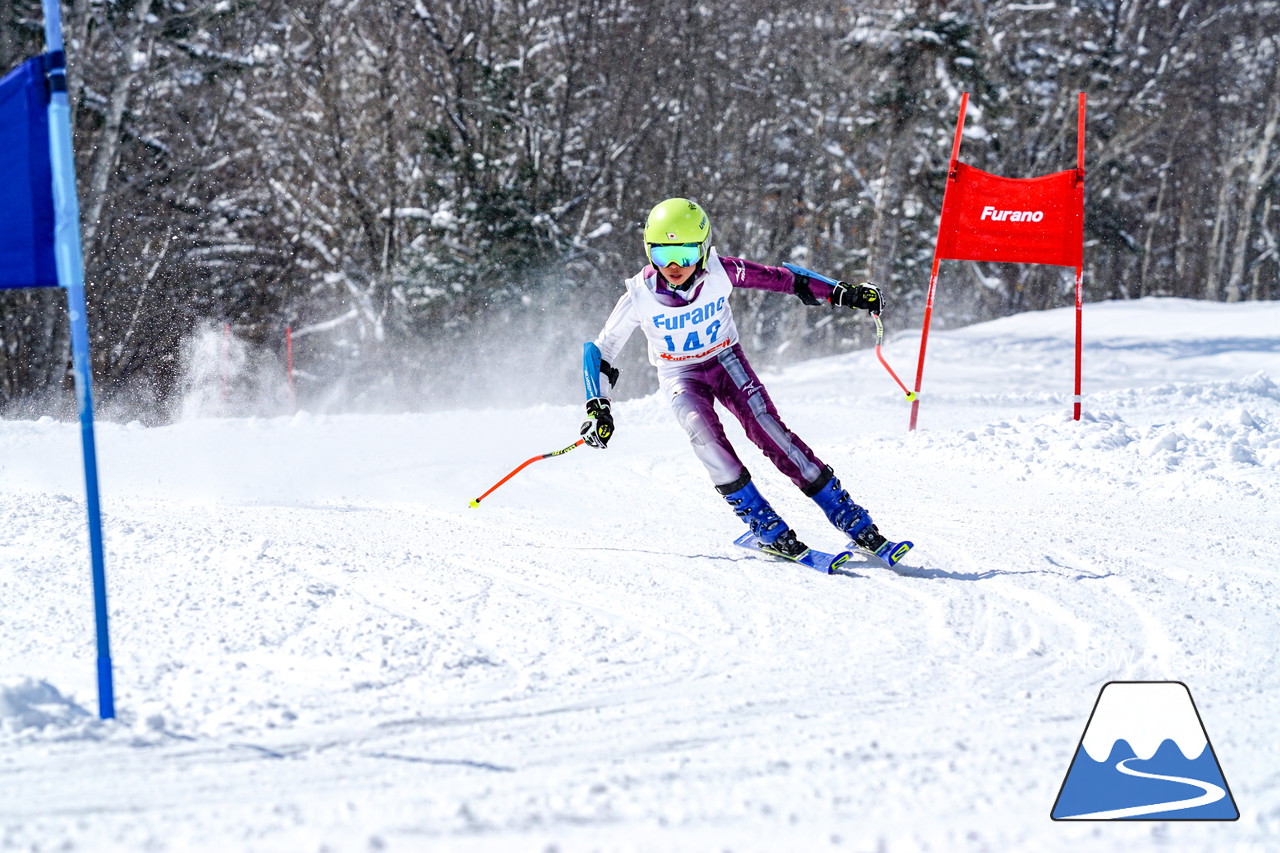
[579,198,907,564]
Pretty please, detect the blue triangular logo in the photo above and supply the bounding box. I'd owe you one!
[1052,681,1238,820]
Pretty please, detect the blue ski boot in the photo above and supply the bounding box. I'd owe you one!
[720,475,808,558]
[807,465,898,553]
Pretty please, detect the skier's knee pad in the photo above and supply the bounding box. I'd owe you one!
[673,395,716,448]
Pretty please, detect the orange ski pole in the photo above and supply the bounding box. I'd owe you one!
[469,439,586,507]
[874,313,916,402]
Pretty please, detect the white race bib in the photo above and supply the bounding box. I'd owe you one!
[626,249,740,367]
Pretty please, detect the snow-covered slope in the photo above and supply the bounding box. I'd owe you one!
[3,297,1279,852]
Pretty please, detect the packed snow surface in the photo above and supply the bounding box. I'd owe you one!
[3,297,1279,852]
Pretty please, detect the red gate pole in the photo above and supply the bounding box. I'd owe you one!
[909,92,969,431]
[1073,92,1087,421]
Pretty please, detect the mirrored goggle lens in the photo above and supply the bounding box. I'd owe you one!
[649,243,701,268]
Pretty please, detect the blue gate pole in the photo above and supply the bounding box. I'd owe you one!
[42,0,115,720]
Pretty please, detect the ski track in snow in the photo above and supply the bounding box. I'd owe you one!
[2,298,1280,851]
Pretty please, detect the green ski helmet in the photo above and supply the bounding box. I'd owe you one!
[644,198,711,270]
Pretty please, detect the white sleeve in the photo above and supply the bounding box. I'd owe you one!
[594,290,641,369]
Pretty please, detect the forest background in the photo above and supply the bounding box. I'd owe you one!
[2,0,1277,419]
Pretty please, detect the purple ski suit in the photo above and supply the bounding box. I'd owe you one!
[592,248,840,493]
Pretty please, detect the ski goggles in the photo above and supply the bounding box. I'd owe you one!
[648,243,702,268]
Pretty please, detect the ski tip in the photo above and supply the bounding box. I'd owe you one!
[882,540,913,566]
[828,550,854,573]
[468,499,480,508]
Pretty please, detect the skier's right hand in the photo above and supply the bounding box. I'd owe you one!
[580,398,614,448]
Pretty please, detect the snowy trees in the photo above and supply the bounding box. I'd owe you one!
[1,0,1278,416]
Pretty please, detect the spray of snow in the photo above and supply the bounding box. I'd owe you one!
[171,322,292,420]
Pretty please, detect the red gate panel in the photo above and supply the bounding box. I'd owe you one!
[935,163,1083,268]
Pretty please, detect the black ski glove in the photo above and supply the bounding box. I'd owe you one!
[830,281,884,315]
[580,397,614,448]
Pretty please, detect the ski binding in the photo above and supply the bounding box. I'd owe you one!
[733,531,852,574]
[852,538,914,568]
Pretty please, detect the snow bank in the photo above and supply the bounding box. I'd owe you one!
[0,678,91,734]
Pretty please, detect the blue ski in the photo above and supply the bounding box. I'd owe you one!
[733,531,853,574]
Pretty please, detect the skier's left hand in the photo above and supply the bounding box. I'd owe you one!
[830,281,884,315]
